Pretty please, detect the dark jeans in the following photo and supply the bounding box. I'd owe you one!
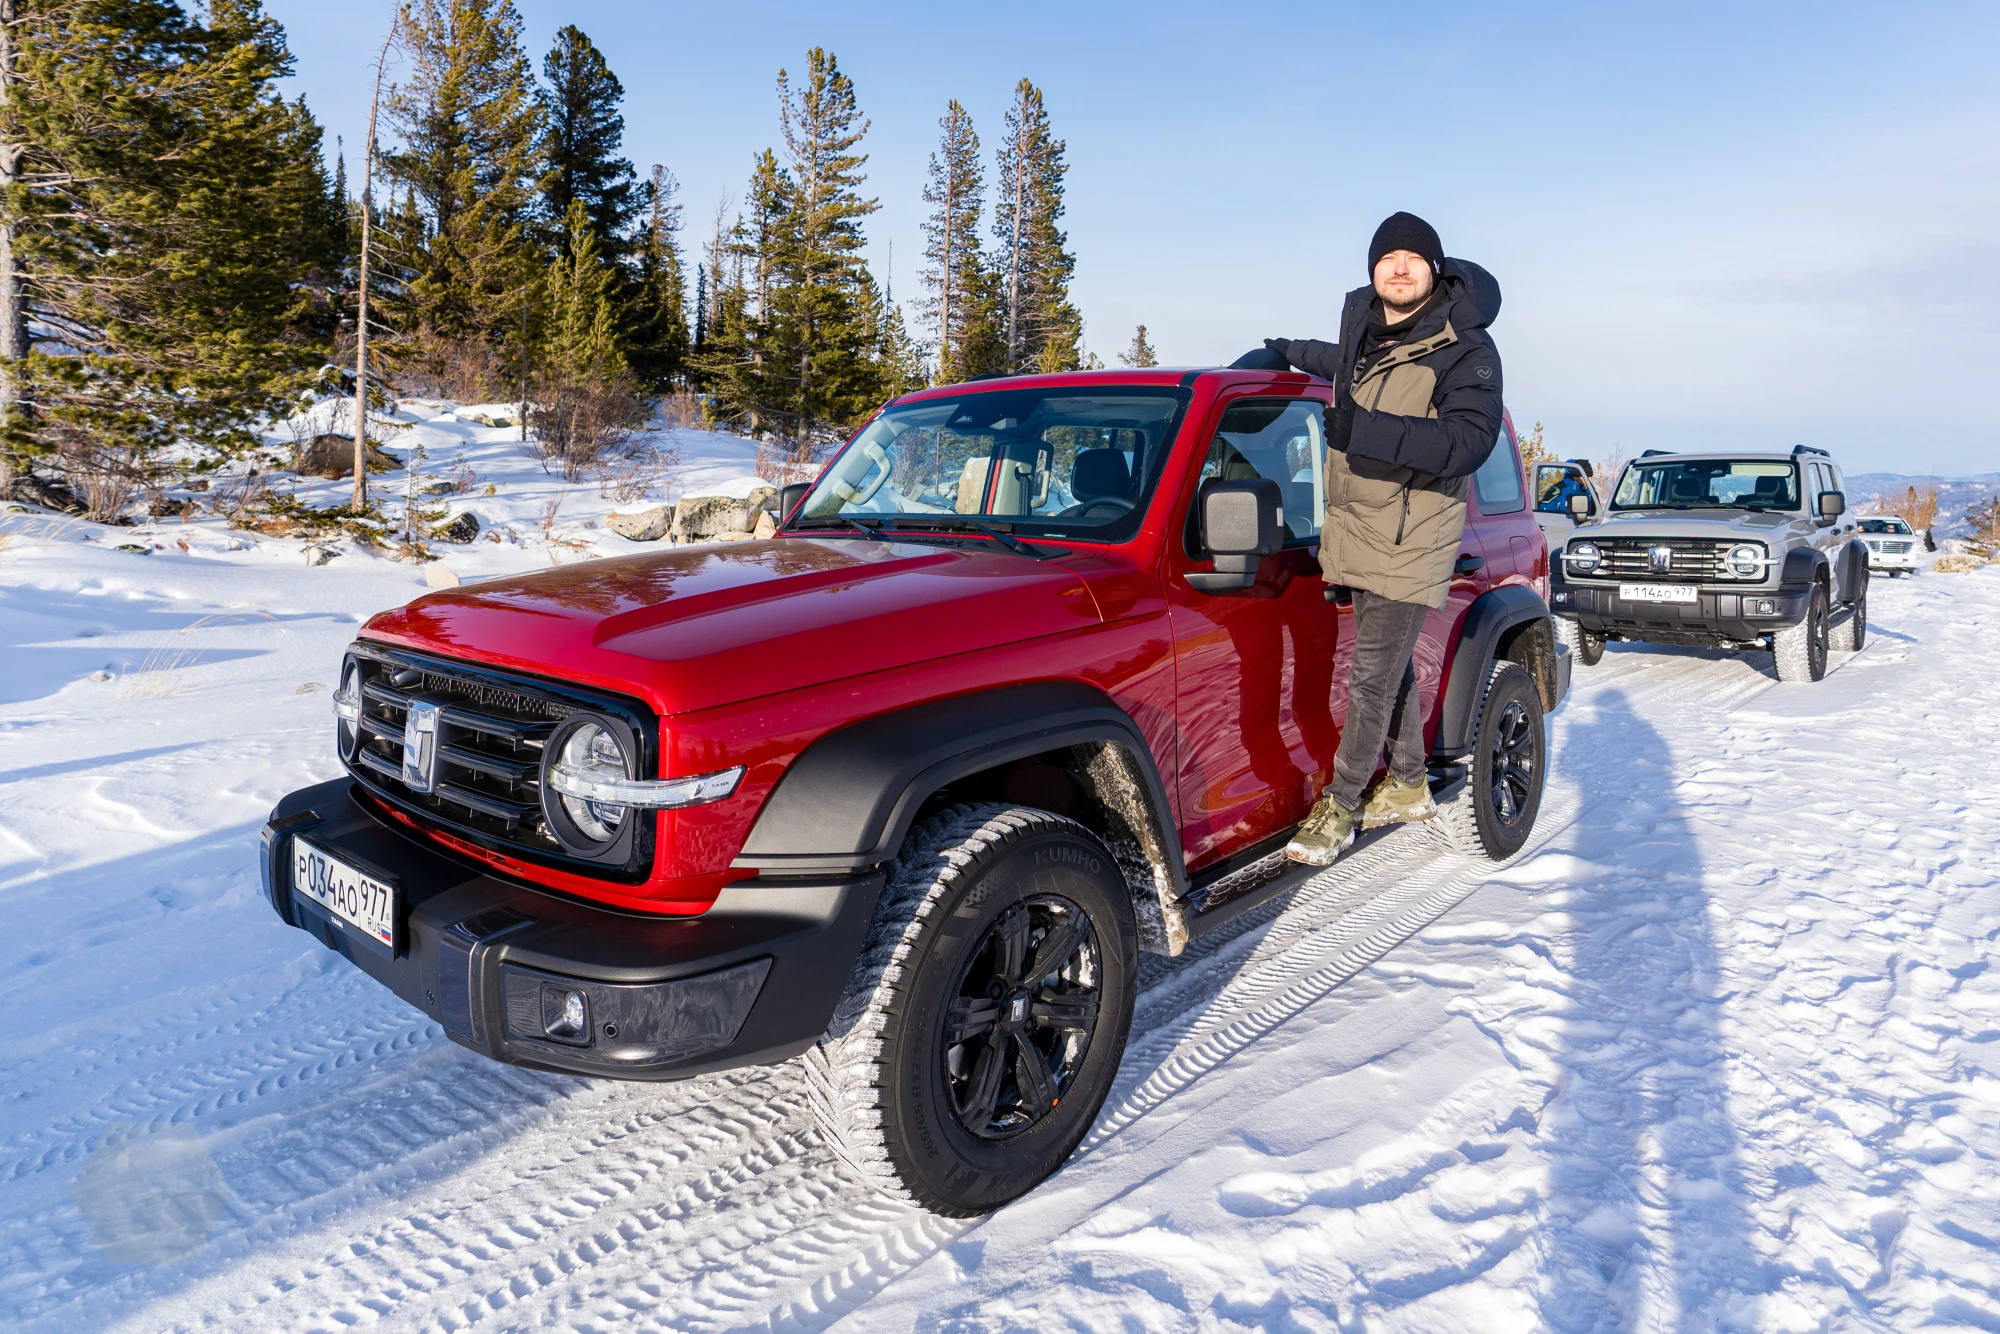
[1326,589,1430,811]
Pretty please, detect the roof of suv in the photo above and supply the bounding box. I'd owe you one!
[889,367,1318,406]
[1625,450,1836,465]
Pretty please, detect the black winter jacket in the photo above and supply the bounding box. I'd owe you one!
[1280,259,1504,481]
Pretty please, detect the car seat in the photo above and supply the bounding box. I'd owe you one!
[1070,448,1133,504]
[1667,474,1708,504]
[1752,475,1788,504]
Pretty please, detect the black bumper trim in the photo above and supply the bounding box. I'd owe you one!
[1550,574,1810,642]
[263,778,883,1081]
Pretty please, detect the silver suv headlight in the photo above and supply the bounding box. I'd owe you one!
[1565,541,1601,574]
[1724,542,1767,579]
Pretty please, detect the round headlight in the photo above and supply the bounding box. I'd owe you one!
[1567,541,1601,573]
[1726,543,1764,578]
[556,722,629,841]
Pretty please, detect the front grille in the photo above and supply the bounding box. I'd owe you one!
[342,645,657,882]
[1872,541,1913,554]
[1584,538,1736,583]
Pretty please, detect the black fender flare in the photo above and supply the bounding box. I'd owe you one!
[1780,546,1830,592]
[1837,538,1870,603]
[1431,584,1552,759]
[732,680,1186,891]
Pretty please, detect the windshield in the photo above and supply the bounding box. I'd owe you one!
[794,386,1190,542]
[1859,518,1912,534]
[1612,459,1800,510]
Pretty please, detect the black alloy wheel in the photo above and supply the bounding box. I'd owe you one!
[1578,630,1606,667]
[1434,661,1546,860]
[1487,696,1539,828]
[941,894,1101,1141]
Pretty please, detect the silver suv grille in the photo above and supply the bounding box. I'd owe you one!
[1589,538,1732,582]
[342,646,657,881]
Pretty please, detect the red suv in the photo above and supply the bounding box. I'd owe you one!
[262,368,1567,1215]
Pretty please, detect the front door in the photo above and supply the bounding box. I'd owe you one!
[1165,393,1341,871]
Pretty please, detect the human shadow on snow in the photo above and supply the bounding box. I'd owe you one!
[1535,686,1771,1329]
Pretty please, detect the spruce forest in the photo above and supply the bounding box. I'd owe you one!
[0,0,1093,521]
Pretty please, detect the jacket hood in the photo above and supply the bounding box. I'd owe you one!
[1343,257,1501,334]
[359,538,1103,717]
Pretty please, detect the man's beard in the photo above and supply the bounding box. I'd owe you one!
[1375,271,1434,312]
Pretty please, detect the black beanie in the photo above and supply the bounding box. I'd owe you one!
[1368,212,1444,276]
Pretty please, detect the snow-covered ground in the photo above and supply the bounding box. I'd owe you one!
[4,425,1999,1331]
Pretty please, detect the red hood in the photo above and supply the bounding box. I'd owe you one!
[361,537,1105,716]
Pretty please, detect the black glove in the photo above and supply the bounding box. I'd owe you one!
[1263,338,1293,364]
[1328,403,1355,453]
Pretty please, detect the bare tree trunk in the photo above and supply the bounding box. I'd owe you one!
[1005,86,1024,372]
[352,31,393,511]
[0,0,25,497]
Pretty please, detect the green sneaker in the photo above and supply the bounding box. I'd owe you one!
[1361,776,1438,830]
[1285,794,1357,867]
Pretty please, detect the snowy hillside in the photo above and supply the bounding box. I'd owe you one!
[3,440,1999,1329]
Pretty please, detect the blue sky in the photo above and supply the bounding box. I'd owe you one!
[267,0,2000,476]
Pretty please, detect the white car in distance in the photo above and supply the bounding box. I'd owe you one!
[1858,516,1921,576]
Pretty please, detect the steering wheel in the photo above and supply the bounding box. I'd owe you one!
[1057,497,1134,520]
[829,439,892,507]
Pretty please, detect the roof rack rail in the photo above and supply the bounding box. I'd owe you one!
[961,372,1012,383]
[1639,448,1672,458]
[1790,443,1830,457]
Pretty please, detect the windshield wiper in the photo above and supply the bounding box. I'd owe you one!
[789,515,885,542]
[882,516,1051,559]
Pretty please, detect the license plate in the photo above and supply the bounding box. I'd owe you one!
[293,838,399,949]
[1618,583,1699,605]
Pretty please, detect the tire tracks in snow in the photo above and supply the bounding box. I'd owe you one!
[37,694,1621,1334]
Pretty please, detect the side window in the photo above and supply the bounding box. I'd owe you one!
[1472,422,1525,515]
[1192,398,1325,543]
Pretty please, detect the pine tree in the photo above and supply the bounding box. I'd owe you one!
[383,0,545,368]
[1120,324,1157,368]
[1,0,346,494]
[993,79,1080,373]
[536,24,636,262]
[542,198,623,379]
[918,100,1000,384]
[706,50,886,440]
[627,163,688,390]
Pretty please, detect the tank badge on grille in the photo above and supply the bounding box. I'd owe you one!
[1649,545,1673,574]
[402,700,441,793]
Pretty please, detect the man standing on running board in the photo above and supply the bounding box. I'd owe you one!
[1262,211,1506,865]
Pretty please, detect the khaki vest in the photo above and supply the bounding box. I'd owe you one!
[1318,321,1470,609]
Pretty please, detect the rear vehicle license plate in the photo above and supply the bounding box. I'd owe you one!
[1618,583,1699,605]
[293,838,399,949]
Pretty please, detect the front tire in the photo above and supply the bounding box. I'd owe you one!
[805,805,1138,1216]
[1553,616,1605,667]
[1433,661,1546,860]
[1773,583,1830,682]
[1829,587,1867,652]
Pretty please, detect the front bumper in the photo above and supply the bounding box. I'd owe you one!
[1865,550,1919,570]
[1549,571,1809,643]
[260,778,882,1081]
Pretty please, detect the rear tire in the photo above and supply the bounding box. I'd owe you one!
[1553,616,1605,667]
[1829,587,1867,652]
[806,804,1137,1216]
[1773,583,1830,682]
[1433,661,1546,860]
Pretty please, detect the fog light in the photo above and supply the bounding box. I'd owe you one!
[1552,591,1571,605]
[1750,599,1778,615]
[541,985,589,1042]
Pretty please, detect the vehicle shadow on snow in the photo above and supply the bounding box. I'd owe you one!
[1537,687,1770,1327]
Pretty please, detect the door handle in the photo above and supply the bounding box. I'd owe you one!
[1454,554,1486,573]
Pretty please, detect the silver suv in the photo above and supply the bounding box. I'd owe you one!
[1549,445,1870,682]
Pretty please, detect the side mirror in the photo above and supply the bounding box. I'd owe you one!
[1567,492,1593,520]
[778,481,811,522]
[1187,478,1284,594]
[1818,490,1845,520]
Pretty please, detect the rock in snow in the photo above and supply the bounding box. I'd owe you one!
[607,505,672,542]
